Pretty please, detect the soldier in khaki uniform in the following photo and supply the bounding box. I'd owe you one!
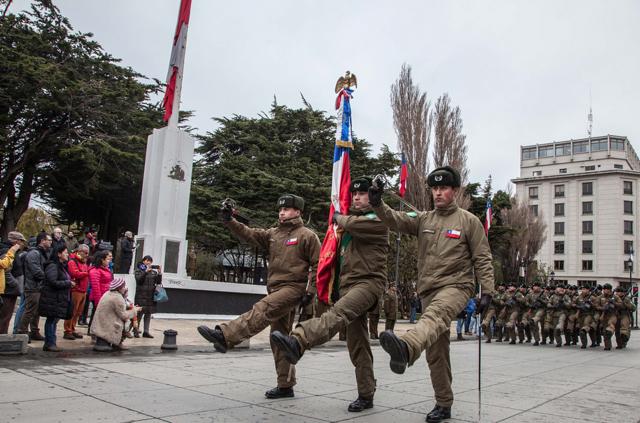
[541,285,555,345]
[590,285,603,347]
[197,194,321,399]
[271,176,389,413]
[516,285,531,343]
[186,247,197,277]
[615,286,636,348]
[383,285,398,331]
[575,285,596,349]
[481,282,505,343]
[368,299,381,339]
[547,285,568,347]
[596,283,623,351]
[368,166,495,423]
[503,284,525,345]
[521,282,547,346]
[563,285,579,346]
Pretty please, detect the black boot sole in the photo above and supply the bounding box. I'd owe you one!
[265,390,294,399]
[348,402,374,412]
[379,331,407,374]
[197,326,227,353]
[270,332,300,365]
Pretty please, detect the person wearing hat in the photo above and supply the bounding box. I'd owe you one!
[504,284,525,344]
[522,282,548,346]
[18,231,52,341]
[575,286,597,349]
[383,284,398,332]
[615,286,636,349]
[198,194,321,400]
[0,232,25,333]
[516,284,531,343]
[90,278,141,350]
[590,284,604,346]
[595,283,623,351]
[541,285,555,345]
[563,285,579,346]
[365,166,495,422]
[270,176,390,412]
[547,285,569,347]
[481,282,504,343]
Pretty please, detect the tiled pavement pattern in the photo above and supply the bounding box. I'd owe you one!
[0,323,638,423]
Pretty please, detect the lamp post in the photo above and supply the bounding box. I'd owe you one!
[523,260,528,286]
[628,249,638,330]
[550,270,555,286]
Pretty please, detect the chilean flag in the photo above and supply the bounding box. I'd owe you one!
[162,0,192,122]
[485,197,491,235]
[399,152,408,199]
[317,91,353,305]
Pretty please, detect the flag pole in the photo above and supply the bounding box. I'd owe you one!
[168,18,189,129]
[393,201,403,290]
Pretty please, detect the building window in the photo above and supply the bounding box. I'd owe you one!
[556,143,570,156]
[555,222,564,235]
[554,261,564,271]
[530,205,538,216]
[555,185,565,198]
[582,240,593,254]
[624,220,633,234]
[591,139,608,151]
[529,187,538,199]
[585,165,595,171]
[624,201,633,214]
[555,241,564,254]
[582,201,593,215]
[538,145,553,157]
[522,148,536,159]
[582,260,593,271]
[573,141,589,153]
[554,203,564,216]
[582,182,593,196]
[624,261,633,271]
[615,164,624,169]
[611,139,625,150]
[533,171,542,176]
[559,168,568,174]
[624,240,634,255]
[624,181,633,195]
[582,221,593,234]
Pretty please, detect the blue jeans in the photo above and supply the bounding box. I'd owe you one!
[465,313,472,332]
[12,293,26,334]
[457,318,465,334]
[44,317,60,345]
[410,307,417,323]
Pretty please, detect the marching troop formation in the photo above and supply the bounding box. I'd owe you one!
[483,281,637,350]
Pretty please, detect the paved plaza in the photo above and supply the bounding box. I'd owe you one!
[0,319,638,423]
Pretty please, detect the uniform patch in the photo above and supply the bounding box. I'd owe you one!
[446,230,461,239]
[423,229,435,233]
[365,213,377,220]
[406,212,418,217]
[286,238,298,245]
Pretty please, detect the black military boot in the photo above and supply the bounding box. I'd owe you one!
[581,345,587,349]
[589,342,597,348]
[533,341,539,346]
[615,345,623,349]
[485,339,491,344]
[348,396,373,412]
[509,340,516,344]
[379,330,409,374]
[426,404,451,422]
[270,331,302,365]
[198,325,228,353]
[265,387,294,399]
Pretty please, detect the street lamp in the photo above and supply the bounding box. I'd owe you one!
[523,260,528,286]
[549,270,555,286]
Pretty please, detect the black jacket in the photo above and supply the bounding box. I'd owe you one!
[51,236,66,251]
[134,264,162,314]
[410,296,420,309]
[120,237,133,260]
[38,261,72,319]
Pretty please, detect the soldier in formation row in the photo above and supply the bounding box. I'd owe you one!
[486,282,635,351]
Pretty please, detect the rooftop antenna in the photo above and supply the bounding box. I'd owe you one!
[588,88,593,138]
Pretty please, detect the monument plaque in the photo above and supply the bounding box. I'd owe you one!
[164,240,180,274]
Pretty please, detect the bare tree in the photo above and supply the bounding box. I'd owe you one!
[499,196,548,284]
[390,63,432,211]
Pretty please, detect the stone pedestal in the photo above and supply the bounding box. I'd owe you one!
[136,127,195,278]
[0,334,28,354]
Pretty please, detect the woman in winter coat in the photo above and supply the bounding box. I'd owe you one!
[87,250,113,334]
[90,278,141,350]
[38,244,75,352]
[134,255,162,338]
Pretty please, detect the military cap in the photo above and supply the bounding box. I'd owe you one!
[350,176,374,193]
[596,285,603,290]
[602,283,613,290]
[427,166,461,188]
[277,194,304,211]
[615,286,625,292]
[533,281,541,287]
[507,283,515,288]
[568,285,576,290]
[579,285,586,290]
[498,281,506,287]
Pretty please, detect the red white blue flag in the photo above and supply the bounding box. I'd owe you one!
[317,90,354,305]
[485,197,491,236]
[162,0,192,122]
[446,230,461,239]
[399,152,408,199]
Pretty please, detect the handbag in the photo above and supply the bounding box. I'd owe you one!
[153,285,169,302]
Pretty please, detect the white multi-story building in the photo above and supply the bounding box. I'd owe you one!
[512,135,639,289]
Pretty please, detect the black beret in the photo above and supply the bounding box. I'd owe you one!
[615,286,625,292]
[596,285,603,290]
[498,282,506,287]
[427,166,461,188]
[602,283,613,290]
[533,282,541,287]
[350,176,373,193]
[277,194,304,211]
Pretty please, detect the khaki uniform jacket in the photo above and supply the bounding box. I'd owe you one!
[548,293,567,316]
[334,205,389,297]
[371,200,495,297]
[621,296,637,315]
[596,293,623,315]
[186,253,197,270]
[575,293,595,315]
[226,216,321,294]
[526,291,547,310]
[490,289,506,311]
[383,290,398,320]
[504,291,524,314]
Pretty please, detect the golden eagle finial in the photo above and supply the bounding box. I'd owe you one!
[335,71,357,94]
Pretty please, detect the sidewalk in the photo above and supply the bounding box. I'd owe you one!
[1,318,638,423]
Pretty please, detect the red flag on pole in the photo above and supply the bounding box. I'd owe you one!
[399,152,408,199]
[162,0,192,122]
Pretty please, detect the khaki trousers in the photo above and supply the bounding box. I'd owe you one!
[400,283,474,408]
[64,292,86,335]
[505,310,519,340]
[481,308,496,340]
[522,309,545,342]
[368,313,379,338]
[615,312,631,347]
[293,285,379,398]
[601,312,617,349]
[17,292,41,335]
[385,319,396,332]
[551,313,567,344]
[219,284,304,388]
[578,313,593,346]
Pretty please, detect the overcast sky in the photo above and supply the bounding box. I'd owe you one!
[10,1,640,192]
